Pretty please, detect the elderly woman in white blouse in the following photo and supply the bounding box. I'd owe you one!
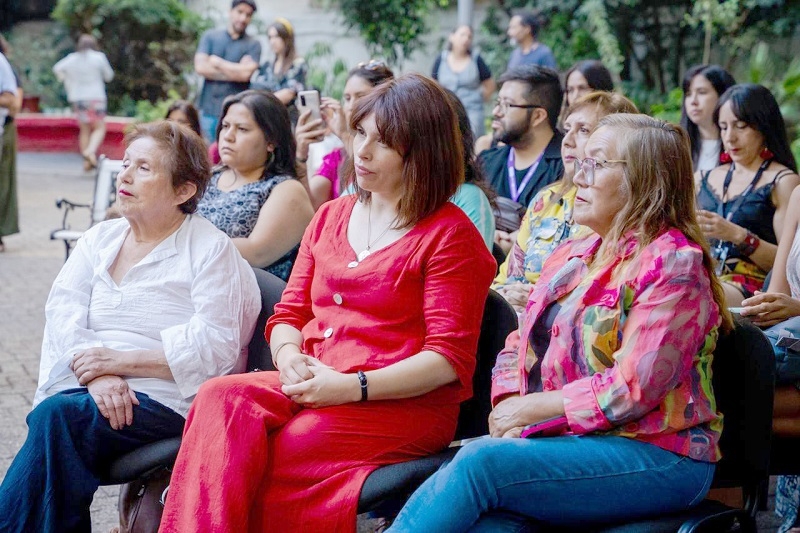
[0,121,260,533]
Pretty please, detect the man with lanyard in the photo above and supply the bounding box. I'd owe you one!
[194,0,261,141]
[479,65,564,253]
[506,11,557,70]
[0,51,18,166]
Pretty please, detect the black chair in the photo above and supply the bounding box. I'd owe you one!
[357,289,518,514]
[492,242,507,275]
[101,269,286,486]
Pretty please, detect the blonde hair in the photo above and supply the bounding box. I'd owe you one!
[557,91,639,194]
[593,114,732,331]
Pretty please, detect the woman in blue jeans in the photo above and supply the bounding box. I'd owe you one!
[0,122,259,532]
[388,115,730,531]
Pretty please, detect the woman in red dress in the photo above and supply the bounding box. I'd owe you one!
[159,73,496,532]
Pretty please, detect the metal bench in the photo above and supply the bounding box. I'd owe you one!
[50,156,124,260]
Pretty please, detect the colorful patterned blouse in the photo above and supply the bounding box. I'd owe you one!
[491,229,723,462]
[493,183,592,287]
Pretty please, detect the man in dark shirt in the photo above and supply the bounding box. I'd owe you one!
[506,11,557,70]
[479,65,564,252]
[194,0,262,141]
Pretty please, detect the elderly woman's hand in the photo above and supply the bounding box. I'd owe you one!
[488,395,534,437]
[86,375,140,430]
[697,210,747,244]
[71,347,125,385]
[741,291,800,327]
[280,360,360,408]
[495,282,531,315]
[489,391,565,438]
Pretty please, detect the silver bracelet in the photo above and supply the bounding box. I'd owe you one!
[272,341,300,366]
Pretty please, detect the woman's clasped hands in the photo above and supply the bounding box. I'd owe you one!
[278,350,360,408]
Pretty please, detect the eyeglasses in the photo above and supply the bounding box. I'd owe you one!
[493,99,543,114]
[573,157,627,186]
[357,59,387,71]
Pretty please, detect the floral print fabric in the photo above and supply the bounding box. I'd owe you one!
[493,183,592,287]
[491,229,723,462]
[198,171,297,281]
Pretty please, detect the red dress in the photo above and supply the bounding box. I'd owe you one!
[159,196,495,532]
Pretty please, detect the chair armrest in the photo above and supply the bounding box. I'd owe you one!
[102,437,183,485]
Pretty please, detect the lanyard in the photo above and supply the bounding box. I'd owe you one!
[717,159,771,221]
[507,148,545,203]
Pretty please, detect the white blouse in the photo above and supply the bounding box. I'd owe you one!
[697,139,722,172]
[34,215,260,417]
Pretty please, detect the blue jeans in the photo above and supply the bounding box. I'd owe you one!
[388,435,715,532]
[200,112,219,143]
[0,388,184,533]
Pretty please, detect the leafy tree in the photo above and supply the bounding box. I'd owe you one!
[51,0,210,115]
[334,0,447,67]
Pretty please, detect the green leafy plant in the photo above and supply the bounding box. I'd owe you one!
[304,42,349,100]
[51,0,211,115]
[335,0,447,67]
[134,89,183,124]
[4,23,72,111]
[648,87,683,125]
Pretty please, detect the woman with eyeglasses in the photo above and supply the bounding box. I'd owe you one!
[293,60,395,210]
[432,25,496,137]
[696,84,800,307]
[494,91,638,316]
[680,65,736,172]
[387,115,728,531]
[159,74,495,533]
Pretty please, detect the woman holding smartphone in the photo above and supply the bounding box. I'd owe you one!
[294,60,395,210]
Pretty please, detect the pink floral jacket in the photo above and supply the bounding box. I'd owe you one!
[491,229,723,462]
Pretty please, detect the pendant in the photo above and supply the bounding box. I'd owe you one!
[347,261,359,268]
[357,249,371,262]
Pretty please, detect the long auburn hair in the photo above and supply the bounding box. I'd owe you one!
[593,114,732,331]
[345,73,464,228]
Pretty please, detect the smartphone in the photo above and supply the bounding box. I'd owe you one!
[296,90,321,121]
[728,307,751,322]
[520,416,569,438]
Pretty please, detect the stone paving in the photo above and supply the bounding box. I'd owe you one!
[0,151,788,531]
[0,152,119,531]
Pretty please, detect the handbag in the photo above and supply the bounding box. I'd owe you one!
[764,316,800,384]
[114,467,172,533]
[493,196,526,233]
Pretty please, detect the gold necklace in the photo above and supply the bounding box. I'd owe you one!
[357,202,398,262]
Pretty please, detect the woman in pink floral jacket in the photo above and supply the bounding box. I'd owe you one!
[388,114,732,532]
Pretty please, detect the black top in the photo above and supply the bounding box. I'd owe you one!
[479,133,564,209]
[696,168,789,259]
[526,302,561,393]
